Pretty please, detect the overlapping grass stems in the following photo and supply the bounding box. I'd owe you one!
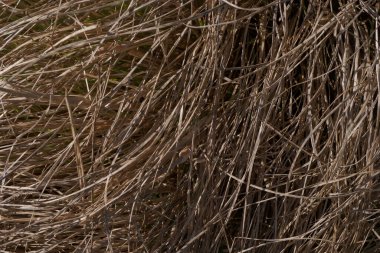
[0,0,379,252]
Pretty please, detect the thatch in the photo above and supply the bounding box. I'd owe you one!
[0,0,379,252]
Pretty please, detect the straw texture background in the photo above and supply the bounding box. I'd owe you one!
[0,0,379,252]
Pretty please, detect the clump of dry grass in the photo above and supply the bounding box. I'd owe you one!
[0,0,379,252]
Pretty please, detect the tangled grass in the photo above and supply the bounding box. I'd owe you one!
[0,0,380,252]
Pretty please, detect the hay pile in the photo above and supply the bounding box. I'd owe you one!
[0,0,379,252]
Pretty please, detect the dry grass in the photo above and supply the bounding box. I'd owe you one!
[0,0,379,252]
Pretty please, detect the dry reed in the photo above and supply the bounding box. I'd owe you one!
[0,0,379,252]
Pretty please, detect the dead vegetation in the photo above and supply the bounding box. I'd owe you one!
[0,0,379,252]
